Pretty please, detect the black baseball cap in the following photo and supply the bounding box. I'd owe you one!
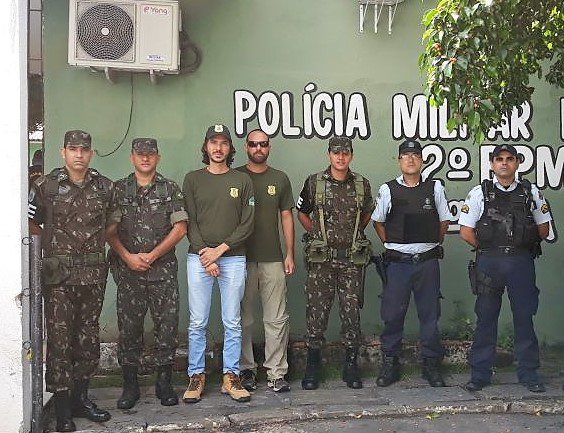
[64,130,91,148]
[205,124,232,142]
[398,140,422,156]
[490,144,518,160]
[132,138,158,153]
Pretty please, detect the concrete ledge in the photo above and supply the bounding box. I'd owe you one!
[98,338,513,374]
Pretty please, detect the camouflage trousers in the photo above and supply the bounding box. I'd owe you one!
[116,277,179,367]
[44,283,105,392]
[305,260,363,349]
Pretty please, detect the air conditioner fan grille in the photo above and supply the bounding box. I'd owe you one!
[77,4,134,60]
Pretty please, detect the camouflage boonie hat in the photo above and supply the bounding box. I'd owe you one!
[132,138,158,153]
[328,136,353,153]
[64,130,91,148]
[205,124,232,143]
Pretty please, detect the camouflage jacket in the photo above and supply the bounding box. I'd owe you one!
[108,172,187,282]
[28,167,113,285]
[300,167,374,249]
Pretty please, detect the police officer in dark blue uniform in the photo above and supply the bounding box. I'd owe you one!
[459,144,552,393]
[372,140,451,387]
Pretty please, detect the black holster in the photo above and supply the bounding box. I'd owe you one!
[371,253,388,286]
[468,260,498,295]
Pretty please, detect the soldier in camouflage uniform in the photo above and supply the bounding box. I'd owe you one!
[106,138,188,409]
[28,130,113,432]
[296,137,374,390]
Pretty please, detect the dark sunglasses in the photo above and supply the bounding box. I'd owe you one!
[247,140,270,148]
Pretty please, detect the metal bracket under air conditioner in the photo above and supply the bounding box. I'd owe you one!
[104,67,117,84]
[359,0,404,35]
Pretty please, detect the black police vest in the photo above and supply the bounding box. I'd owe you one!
[475,180,540,250]
[385,179,440,243]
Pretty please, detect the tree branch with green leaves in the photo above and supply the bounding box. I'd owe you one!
[419,0,564,143]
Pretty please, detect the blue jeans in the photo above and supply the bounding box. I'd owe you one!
[186,254,246,376]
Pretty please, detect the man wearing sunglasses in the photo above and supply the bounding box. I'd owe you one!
[297,137,374,390]
[371,140,450,388]
[459,144,551,393]
[106,138,188,409]
[235,129,295,393]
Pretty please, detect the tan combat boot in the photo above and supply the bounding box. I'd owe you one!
[182,373,205,403]
[221,372,251,402]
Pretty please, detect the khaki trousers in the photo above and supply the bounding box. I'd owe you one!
[240,262,289,380]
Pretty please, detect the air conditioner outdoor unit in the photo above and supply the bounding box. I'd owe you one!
[68,0,181,74]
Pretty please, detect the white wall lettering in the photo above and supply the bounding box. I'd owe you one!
[486,103,533,141]
[233,83,371,139]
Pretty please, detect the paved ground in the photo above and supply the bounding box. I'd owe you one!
[225,414,564,433]
[43,372,564,432]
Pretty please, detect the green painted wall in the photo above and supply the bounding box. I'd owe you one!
[44,0,564,346]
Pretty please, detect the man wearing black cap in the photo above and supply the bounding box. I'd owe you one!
[106,138,188,408]
[182,124,255,403]
[459,144,552,393]
[28,130,113,431]
[371,140,451,388]
[297,136,374,390]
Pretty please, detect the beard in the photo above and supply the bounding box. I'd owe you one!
[210,152,227,164]
[248,152,268,164]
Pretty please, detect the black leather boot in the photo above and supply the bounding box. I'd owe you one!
[342,348,363,389]
[54,390,76,432]
[301,348,321,390]
[376,355,400,387]
[117,365,140,409]
[155,365,179,406]
[72,379,111,422]
[421,357,446,387]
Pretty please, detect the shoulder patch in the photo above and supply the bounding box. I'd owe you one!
[461,204,470,214]
[248,196,255,206]
[541,203,550,214]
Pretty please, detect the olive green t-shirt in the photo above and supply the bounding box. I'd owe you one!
[182,168,255,257]
[236,165,294,262]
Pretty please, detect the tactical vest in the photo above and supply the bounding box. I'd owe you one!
[385,179,440,243]
[475,180,540,251]
[42,167,111,257]
[305,171,371,265]
[116,174,175,258]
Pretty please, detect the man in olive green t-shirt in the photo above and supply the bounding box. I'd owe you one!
[236,129,295,393]
[181,124,255,404]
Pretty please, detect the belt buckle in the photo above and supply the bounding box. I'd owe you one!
[412,253,421,263]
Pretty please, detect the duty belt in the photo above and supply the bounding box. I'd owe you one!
[478,246,530,256]
[384,245,443,264]
[52,252,106,267]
